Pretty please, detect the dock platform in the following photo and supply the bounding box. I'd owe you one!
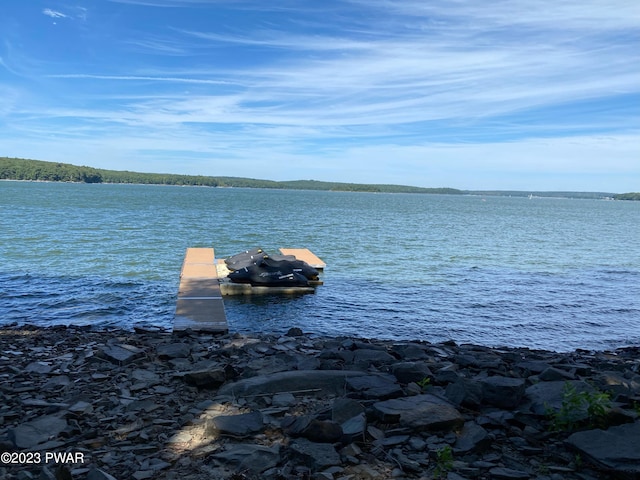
[279,248,326,270]
[174,248,228,334]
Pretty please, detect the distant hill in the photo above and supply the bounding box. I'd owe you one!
[1,156,634,199]
[0,157,460,194]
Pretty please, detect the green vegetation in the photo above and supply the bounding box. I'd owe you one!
[547,382,611,432]
[0,157,103,183]
[433,445,454,479]
[0,157,459,194]
[613,192,640,201]
[416,376,432,390]
[1,157,631,199]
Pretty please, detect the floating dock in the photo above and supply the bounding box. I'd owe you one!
[279,248,326,270]
[174,247,324,332]
[174,248,228,334]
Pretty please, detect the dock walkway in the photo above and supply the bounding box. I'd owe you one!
[173,248,228,333]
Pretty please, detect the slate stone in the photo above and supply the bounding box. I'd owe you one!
[391,362,433,384]
[331,398,365,424]
[99,344,144,365]
[25,361,53,374]
[8,414,68,448]
[538,366,574,381]
[341,412,367,440]
[352,348,396,365]
[181,366,226,388]
[525,380,593,415]
[207,411,264,437]
[373,394,464,431]
[212,444,281,473]
[272,392,296,407]
[304,419,343,443]
[446,377,484,407]
[290,438,341,470]
[454,421,490,453]
[217,370,385,397]
[345,373,403,399]
[435,364,460,384]
[489,466,531,479]
[515,360,551,374]
[156,342,191,359]
[480,376,525,409]
[566,422,640,474]
[390,343,429,360]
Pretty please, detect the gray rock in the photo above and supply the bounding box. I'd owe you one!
[455,351,503,369]
[346,373,403,399]
[352,348,396,365]
[373,394,464,431]
[212,443,281,473]
[99,344,144,365]
[156,342,191,359]
[25,361,53,374]
[445,377,483,407]
[272,392,296,407]
[566,421,640,474]
[217,370,386,397]
[525,380,593,415]
[489,466,530,479]
[390,343,429,360]
[283,415,343,443]
[286,327,304,337]
[435,364,460,384]
[538,366,574,381]
[290,438,341,470]
[8,414,67,448]
[207,411,264,437]
[331,398,365,424]
[181,365,226,388]
[341,412,367,440]
[86,468,119,480]
[391,362,433,384]
[515,360,552,374]
[480,376,525,409]
[454,421,489,453]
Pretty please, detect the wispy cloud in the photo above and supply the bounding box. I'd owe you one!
[1,0,638,190]
[42,8,68,19]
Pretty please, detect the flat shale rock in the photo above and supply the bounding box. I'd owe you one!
[207,411,264,437]
[98,343,144,365]
[372,394,464,431]
[212,443,281,473]
[289,438,341,469]
[8,414,67,449]
[566,421,640,474]
[217,370,384,397]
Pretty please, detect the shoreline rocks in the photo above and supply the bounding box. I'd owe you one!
[0,324,638,479]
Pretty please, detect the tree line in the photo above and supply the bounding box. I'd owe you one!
[1,157,637,199]
[0,157,461,194]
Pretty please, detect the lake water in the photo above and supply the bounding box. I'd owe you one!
[1,181,639,352]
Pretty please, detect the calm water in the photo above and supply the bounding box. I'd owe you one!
[1,181,639,352]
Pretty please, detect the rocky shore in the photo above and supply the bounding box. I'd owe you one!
[1,324,639,480]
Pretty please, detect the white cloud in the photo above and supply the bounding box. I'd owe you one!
[42,8,68,19]
[2,0,638,191]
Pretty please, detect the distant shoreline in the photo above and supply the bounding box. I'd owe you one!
[2,157,636,200]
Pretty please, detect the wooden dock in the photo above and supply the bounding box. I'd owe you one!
[173,248,228,333]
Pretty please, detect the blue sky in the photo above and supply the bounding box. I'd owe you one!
[1,0,638,191]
